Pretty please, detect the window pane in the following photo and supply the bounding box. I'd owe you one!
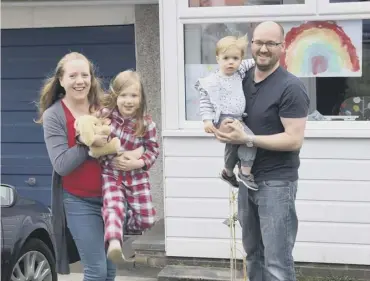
[188,0,305,7]
[184,20,369,121]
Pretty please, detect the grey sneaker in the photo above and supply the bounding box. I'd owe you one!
[220,169,239,188]
[238,172,258,191]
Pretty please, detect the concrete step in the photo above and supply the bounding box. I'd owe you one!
[70,261,162,277]
[132,218,165,253]
[157,265,245,281]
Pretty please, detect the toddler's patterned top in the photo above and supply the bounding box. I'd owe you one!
[99,107,159,187]
[195,59,255,123]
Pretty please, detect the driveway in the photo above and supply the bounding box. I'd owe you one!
[58,273,157,281]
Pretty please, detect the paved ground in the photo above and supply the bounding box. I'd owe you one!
[58,273,157,281]
[63,262,161,281]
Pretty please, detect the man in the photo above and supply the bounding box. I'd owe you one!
[215,21,310,281]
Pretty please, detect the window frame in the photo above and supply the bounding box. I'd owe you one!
[159,0,370,137]
[179,0,317,19]
[318,0,370,15]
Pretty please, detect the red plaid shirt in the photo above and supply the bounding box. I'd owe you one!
[100,108,159,187]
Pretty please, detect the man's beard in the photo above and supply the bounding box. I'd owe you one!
[253,53,278,72]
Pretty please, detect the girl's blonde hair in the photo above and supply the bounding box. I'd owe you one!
[101,70,147,137]
[216,35,249,58]
[35,52,103,124]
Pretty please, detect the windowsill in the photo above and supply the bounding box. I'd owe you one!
[163,128,370,138]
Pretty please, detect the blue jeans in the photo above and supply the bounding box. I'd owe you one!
[63,190,116,281]
[238,180,298,281]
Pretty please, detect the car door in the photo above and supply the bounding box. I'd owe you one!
[0,184,19,277]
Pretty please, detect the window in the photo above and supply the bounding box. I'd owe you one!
[318,0,370,15]
[188,0,305,7]
[184,19,370,121]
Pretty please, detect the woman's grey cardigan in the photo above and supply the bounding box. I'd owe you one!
[43,100,90,274]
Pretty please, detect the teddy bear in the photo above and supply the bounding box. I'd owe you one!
[74,115,121,158]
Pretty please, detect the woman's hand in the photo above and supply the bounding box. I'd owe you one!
[111,154,144,172]
[214,118,249,144]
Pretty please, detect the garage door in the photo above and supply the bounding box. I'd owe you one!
[1,25,136,207]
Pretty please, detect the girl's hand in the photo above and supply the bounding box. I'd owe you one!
[122,146,144,159]
[112,154,144,171]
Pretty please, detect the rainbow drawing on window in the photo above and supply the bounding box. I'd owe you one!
[280,21,362,77]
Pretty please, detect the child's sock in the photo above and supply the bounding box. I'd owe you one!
[240,166,251,176]
[107,239,123,264]
[121,237,135,260]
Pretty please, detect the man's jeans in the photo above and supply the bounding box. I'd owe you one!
[238,180,298,281]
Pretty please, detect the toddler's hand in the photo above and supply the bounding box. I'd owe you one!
[203,120,216,133]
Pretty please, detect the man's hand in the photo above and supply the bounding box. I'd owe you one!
[214,119,248,144]
[111,154,144,172]
[203,120,216,133]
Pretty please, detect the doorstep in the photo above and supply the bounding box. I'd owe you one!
[157,265,244,281]
[132,218,166,252]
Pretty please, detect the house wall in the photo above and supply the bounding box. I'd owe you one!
[1,2,165,218]
[164,136,370,265]
[134,4,164,218]
[160,0,370,265]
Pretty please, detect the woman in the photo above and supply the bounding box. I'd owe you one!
[36,52,131,280]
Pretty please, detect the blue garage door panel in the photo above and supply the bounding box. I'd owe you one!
[2,111,42,142]
[2,44,136,79]
[2,25,135,46]
[1,25,136,206]
[2,80,43,111]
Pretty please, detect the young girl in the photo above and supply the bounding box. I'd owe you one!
[195,35,258,191]
[98,70,159,263]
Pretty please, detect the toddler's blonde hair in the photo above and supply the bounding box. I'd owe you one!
[216,35,249,58]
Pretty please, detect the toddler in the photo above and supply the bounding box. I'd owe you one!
[195,35,258,190]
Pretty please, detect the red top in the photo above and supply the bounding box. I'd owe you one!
[61,101,102,197]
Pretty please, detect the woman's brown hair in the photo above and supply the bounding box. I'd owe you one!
[35,52,103,123]
[101,70,147,137]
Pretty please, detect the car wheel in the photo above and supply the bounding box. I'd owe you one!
[10,238,57,281]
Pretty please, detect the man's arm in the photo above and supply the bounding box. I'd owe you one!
[252,80,309,151]
[252,117,307,151]
[214,79,309,149]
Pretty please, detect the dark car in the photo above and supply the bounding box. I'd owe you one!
[1,183,57,281]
